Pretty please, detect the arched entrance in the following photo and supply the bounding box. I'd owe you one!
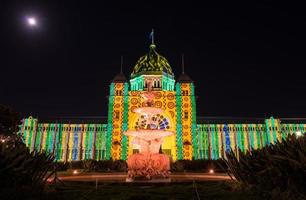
[127,111,177,160]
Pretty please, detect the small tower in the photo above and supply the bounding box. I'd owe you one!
[175,54,197,160]
[106,57,129,160]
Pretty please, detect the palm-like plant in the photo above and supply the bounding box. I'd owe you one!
[224,134,306,199]
[0,136,55,192]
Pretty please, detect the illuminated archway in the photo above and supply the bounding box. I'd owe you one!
[127,110,176,160]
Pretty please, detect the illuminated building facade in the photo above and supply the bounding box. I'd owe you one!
[19,41,306,162]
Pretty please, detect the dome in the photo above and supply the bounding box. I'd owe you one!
[131,44,174,78]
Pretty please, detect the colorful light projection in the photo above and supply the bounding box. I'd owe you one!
[121,82,129,160]
[109,82,130,160]
[175,83,183,160]
[127,90,178,160]
[177,82,195,160]
[20,119,107,162]
[18,41,306,162]
[20,116,306,161]
[195,119,306,160]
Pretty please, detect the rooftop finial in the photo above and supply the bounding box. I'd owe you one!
[182,54,185,74]
[149,29,154,45]
[120,56,123,73]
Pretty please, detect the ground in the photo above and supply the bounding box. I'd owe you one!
[42,181,250,200]
[2,173,251,200]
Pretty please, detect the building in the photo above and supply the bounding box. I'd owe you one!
[19,40,306,162]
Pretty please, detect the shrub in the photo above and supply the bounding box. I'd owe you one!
[69,160,84,169]
[171,159,227,172]
[170,160,184,172]
[224,134,306,199]
[110,160,127,171]
[53,161,69,171]
[0,136,55,195]
[74,159,127,172]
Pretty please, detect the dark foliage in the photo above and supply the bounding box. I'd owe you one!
[224,135,306,199]
[0,105,55,199]
[58,159,227,173]
[171,159,227,172]
[0,104,20,137]
[57,159,128,172]
[0,136,55,197]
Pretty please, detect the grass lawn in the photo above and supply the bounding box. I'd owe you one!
[39,181,251,200]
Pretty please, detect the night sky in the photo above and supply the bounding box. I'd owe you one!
[1,1,306,119]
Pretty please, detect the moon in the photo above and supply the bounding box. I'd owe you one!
[27,17,37,26]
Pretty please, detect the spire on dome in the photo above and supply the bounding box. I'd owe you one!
[149,29,154,45]
[149,29,156,51]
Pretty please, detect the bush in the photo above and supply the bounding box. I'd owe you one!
[0,136,55,195]
[110,160,127,171]
[53,161,69,171]
[66,159,127,172]
[171,159,227,172]
[69,160,84,169]
[224,134,306,199]
[171,160,184,172]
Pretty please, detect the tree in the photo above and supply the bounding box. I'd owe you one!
[0,104,20,138]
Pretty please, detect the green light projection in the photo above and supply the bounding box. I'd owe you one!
[121,83,129,160]
[175,83,183,160]
[190,83,198,159]
[106,83,115,159]
[131,44,174,78]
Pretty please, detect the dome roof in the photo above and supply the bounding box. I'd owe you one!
[112,72,127,83]
[131,44,174,78]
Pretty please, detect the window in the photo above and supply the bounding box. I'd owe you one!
[184,111,188,119]
[182,90,188,96]
[115,90,122,96]
[114,111,120,120]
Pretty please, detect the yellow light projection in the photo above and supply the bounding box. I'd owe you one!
[111,83,125,160]
[127,90,177,160]
[180,83,193,160]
